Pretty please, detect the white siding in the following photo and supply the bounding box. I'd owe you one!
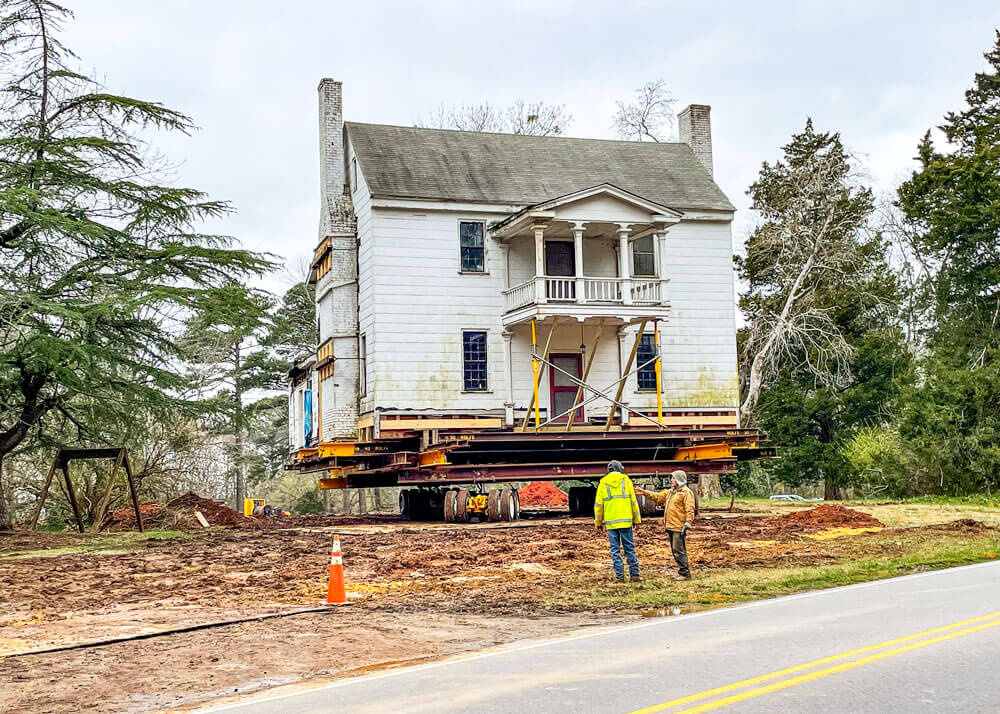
[350,137,376,416]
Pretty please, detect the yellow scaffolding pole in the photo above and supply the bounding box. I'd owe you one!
[654,319,663,425]
[521,317,558,432]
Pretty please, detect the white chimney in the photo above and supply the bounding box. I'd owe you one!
[678,104,713,177]
[317,78,353,236]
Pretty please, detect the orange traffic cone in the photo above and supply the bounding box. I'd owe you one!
[326,535,350,606]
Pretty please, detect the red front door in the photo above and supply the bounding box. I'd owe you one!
[549,353,583,423]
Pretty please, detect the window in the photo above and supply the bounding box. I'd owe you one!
[359,334,367,396]
[632,235,656,276]
[462,331,488,391]
[637,334,658,390]
[459,221,485,273]
[350,157,357,191]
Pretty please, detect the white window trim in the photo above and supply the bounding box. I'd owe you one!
[457,219,488,274]
[359,333,367,397]
[461,328,491,393]
[350,156,358,192]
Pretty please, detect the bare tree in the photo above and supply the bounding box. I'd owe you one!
[739,121,878,418]
[613,79,677,142]
[417,100,571,136]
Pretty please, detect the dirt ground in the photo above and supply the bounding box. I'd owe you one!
[1,502,992,713]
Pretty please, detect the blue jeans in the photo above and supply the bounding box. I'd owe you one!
[607,526,640,579]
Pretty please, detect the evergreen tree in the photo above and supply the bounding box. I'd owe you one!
[0,1,273,527]
[740,121,909,498]
[896,31,1000,494]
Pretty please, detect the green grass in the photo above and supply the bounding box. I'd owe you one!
[551,530,1000,611]
[0,529,192,560]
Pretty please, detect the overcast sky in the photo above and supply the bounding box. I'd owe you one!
[64,1,1000,290]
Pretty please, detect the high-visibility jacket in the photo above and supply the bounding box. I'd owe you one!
[594,471,641,529]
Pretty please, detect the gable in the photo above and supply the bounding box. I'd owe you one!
[346,123,735,213]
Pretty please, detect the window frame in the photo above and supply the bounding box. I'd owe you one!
[359,334,367,397]
[458,220,487,274]
[636,333,658,391]
[350,157,358,192]
[631,235,657,277]
[461,329,490,392]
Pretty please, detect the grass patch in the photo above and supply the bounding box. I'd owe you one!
[551,529,1000,611]
[0,529,193,560]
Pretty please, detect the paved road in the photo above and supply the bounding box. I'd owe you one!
[200,561,1000,713]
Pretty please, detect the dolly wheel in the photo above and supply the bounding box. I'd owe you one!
[443,490,457,523]
[399,490,411,519]
[455,489,471,522]
[487,490,502,522]
[499,488,517,522]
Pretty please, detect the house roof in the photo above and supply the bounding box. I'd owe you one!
[345,123,735,213]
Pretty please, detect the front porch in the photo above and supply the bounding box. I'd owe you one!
[492,184,678,327]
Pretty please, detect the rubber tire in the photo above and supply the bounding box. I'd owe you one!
[499,488,516,522]
[487,490,502,522]
[455,489,471,523]
[567,487,583,516]
[511,488,520,521]
[443,490,457,523]
[399,490,410,519]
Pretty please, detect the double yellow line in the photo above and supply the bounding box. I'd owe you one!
[631,609,1000,713]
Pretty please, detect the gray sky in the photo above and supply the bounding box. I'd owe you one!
[65,1,1000,289]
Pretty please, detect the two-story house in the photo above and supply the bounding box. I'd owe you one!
[288,79,759,521]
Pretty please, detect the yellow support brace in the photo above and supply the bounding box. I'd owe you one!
[417,450,448,467]
[654,320,663,425]
[317,442,357,458]
[674,443,734,461]
[531,319,540,428]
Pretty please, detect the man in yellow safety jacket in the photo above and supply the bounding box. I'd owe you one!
[637,469,695,579]
[594,460,642,582]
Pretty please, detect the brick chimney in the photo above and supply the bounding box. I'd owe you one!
[678,104,713,177]
[317,78,355,236]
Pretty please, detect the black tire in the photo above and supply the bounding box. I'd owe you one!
[567,487,584,516]
[455,489,471,522]
[499,488,517,522]
[511,489,520,521]
[443,490,457,522]
[399,490,410,519]
[487,490,502,522]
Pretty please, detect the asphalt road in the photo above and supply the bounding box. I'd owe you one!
[199,561,1000,713]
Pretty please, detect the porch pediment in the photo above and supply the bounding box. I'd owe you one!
[491,183,682,239]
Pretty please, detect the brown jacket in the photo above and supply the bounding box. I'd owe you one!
[646,486,695,531]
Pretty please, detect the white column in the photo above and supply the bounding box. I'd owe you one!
[572,221,586,304]
[618,223,632,305]
[657,229,670,306]
[502,330,514,426]
[533,222,546,304]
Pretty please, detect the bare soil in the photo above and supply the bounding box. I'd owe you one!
[0,505,988,713]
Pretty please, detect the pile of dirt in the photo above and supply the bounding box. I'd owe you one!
[167,492,251,527]
[769,504,884,529]
[518,482,569,507]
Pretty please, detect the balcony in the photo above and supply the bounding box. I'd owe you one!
[502,276,669,326]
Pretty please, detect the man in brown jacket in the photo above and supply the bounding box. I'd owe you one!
[636,469,695,579]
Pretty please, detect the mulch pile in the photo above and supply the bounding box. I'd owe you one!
[518,482,569,507]
[768,504,884,529]
[167,492,250,527]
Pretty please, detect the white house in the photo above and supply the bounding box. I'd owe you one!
[289,79,739,455]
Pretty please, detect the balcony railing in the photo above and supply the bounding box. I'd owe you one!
[503,276,667,313]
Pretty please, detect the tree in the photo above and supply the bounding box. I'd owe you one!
[417,99,572,136]
[738,120,878,418]
[612,79,676,142]
[0,1,273,528]
[895,30,1000,494]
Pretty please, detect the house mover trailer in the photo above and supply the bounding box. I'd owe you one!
[286,79,771,521]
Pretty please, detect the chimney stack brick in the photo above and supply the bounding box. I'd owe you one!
[678,104,713,177]
[317,78,356,237]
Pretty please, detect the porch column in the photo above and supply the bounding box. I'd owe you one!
[656,229,670,306]
[572,221,586,304]
[533,222,547,304]
[617,223,633,305]
[502,330,514,426]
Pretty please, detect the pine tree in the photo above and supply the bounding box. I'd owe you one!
[0,1,273,527]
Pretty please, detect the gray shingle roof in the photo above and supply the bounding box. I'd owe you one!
[345,123,735,213]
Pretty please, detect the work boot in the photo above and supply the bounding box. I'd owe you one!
[671,574,690,581]
[630,575,643,582]
[611,576,625,583]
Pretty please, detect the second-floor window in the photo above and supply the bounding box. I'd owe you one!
[632,235,656,277]
[462,331,488,391]
[637,333,658,390]
[459,221,485,273]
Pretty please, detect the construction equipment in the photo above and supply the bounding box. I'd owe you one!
[243,498,266,517]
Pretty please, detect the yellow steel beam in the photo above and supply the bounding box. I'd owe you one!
[417,450,449,467]
[318,477,348,489]
[674,443,734,461]
[317,442,357,458]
